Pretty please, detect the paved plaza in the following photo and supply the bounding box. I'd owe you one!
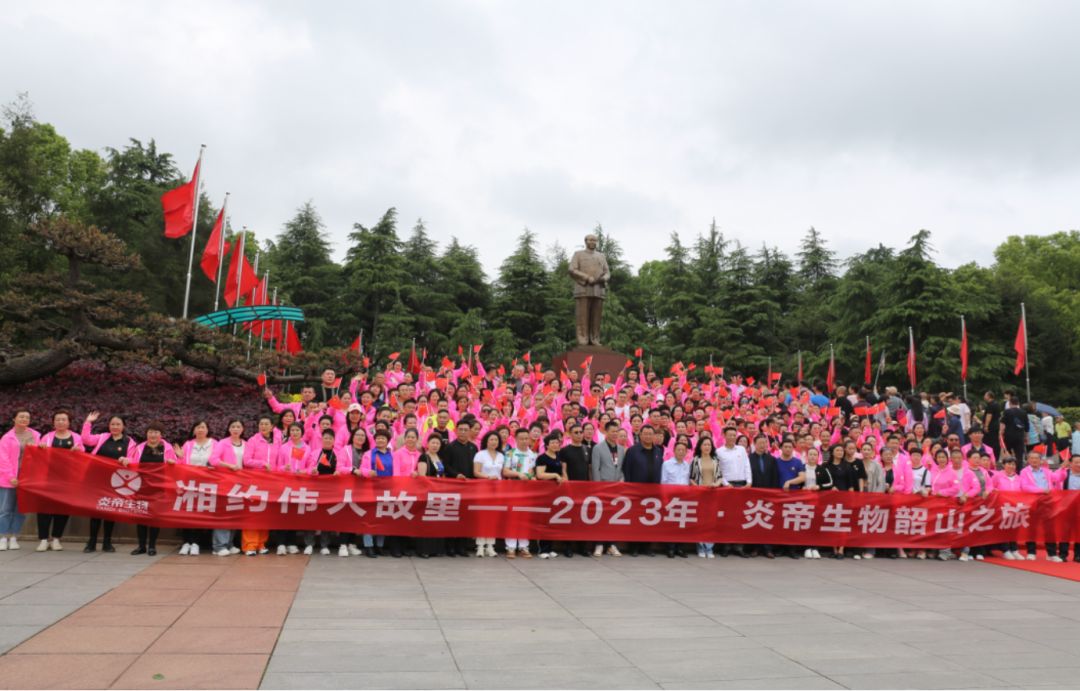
[1,546,1079,689]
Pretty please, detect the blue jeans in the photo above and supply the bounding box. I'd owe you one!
[0,488,24,535]
[212,529,233,552]
[698,542,714,555]
[363,534,384,549]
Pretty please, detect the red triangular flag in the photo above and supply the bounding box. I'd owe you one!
[199,208,228,281]
[161,160,200,238]
[1013,315,1026,376]
[473,344,483,354]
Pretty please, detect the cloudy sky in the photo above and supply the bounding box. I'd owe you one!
[3,0,1078,276]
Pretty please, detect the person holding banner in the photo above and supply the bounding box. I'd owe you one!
[0,410,39,551]
[81,412,136,553]
[174,420,215,555]
[473,430,505,558]
[35,410,84,552]
[415,434,447,559]
[209,419,246,556]
[129,422,175,555]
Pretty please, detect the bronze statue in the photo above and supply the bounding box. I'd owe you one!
[568,234,610,346]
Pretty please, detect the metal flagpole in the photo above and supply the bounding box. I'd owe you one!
[960,314,967,402]
[181,145,206,320]
[232,229,246,336]
[269,287,278,351]
[797,350,802,385]
[873,349,886,393]
[213,192,229,311]
[1022,302,1032,402]
[247,252,261,355]
[258,269,269,351]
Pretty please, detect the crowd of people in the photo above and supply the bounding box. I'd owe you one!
[2,358,1079,562]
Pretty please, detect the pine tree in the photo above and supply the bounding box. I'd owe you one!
[493,229,548,351]
[266,202,339,349]
[342,208,411,357]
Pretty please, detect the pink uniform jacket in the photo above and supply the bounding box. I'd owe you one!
[131,441,178,465]
[276,442,309,473]
[81,424,138,459]
[243,433,279,471]
[932,465,981,498]
[39,431,84,450]
[992,472,1023,492]
[393,446,422,477]
[0,428,41,487]
[209,439,246,469]
[1019,466,1060,493]
[177,438,218,465]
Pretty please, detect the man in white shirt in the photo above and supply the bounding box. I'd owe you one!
[717,427,752,487]
[715,427,751,557]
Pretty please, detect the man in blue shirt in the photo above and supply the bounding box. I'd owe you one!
[774,438,806,559]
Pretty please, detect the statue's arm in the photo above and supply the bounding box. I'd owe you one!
[599,256,611,285]
[568,254,589,285]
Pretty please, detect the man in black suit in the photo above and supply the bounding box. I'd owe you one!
[442,418,478,557]
[622,426,664,556]
[748,434,780,558]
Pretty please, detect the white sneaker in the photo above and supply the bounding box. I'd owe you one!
[593,545,603,557]
[958,554,971,562]
[303,545,313,555]
[476,548,485,558]
[548,551,558,559]
[215,548,231,556]
[706,552,715,559]
[697,550,706,558]
[484,545,497,558]
[228,546,240,555]
[863,553,875,560]
[287,545,299,554]
[338,545,349,557]
[244,550,257,556]
[0,537,8,551]
[853,554,862,560]
[975,554,984,561]
[539,552,550,559]
[1003,550,1016,560]
[179,543,191,556]
[348,544,361,556]
[607,545,622,557]
[319,547,330,556]
[190,544,200,556]
[258,548,269,554]
[36,539,49,552]
[276,545,287,556]
[49,538,62,551]
[1048,556,1063,563]
[9,537,19,550]
[804,548,814,559]
[812,549,822,559]
[1026,553,1037,561]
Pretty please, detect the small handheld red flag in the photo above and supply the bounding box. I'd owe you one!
[634,347,643,358]
[256,373,267,387]
[388,352,400,361]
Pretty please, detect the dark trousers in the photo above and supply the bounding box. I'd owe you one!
[37,514,68,540]
[1055,543,1080,559]
[1027,541,1058,557]
[136,525,160,549]
[181,528,206,545]
[1005,436,1026,468]
[87,518,114,546]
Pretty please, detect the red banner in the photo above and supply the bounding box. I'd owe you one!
[17,448,1080,548]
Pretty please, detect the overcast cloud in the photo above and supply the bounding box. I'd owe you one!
[3,0,1079,276]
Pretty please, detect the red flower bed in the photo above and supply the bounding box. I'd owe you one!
[0,360,270,442]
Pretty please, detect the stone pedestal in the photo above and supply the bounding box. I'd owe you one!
[551,345,629,378]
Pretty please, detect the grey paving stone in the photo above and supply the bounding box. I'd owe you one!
[267,651,458,674]
[260,671,466,689]
[660,677,845,689]
[461,666,660,689]
[0,586,110,606]
[0,603,80,625]
[829,670,1013,689]
[277,627,446,644]
[0,624,45,654]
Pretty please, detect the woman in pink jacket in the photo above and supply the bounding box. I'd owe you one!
[931,449,980,561]
[172,420,215,555]
[81,411,137,553]
[1018,450,1062,562]
[239,416,277,556]
[208,419,246,556]
[35,410,83,552]
[0,409,40,551]
[129,422,174,556]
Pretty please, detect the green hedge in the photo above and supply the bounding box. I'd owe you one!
[1059,407,1080,425]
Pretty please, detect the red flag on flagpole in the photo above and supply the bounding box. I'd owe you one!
[797,351,803,383]
[199,208,228,281]
[161,160,200,238]
[864,337,872,385]
[223,242,258,308]
[1013,315,1026,376]
[408,344,421,375]
[907,327,917,390]
[826,346,836,392]
[285,322,302,355]
[960,316,968,382]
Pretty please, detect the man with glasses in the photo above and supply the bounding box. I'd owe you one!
[558,423,591,556]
